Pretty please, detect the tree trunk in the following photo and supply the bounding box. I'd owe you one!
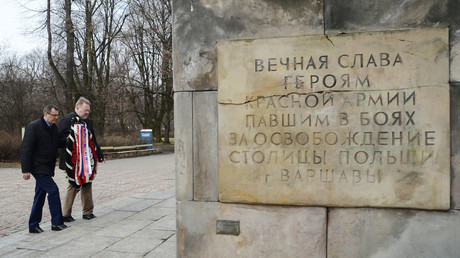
[65,0,76,111]
[47,0,73,113]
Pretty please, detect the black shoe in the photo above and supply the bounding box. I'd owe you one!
[51,224,68,231]
[82,214,96,220]
[63,216,75,222]
[29,226,44,233]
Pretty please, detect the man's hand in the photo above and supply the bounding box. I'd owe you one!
[99,158,106,163]
[23,173,31,180]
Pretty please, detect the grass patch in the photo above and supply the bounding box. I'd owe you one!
[0,162,21,168]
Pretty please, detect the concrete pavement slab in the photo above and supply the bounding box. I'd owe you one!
[2,249,44,258]
[0,153,176,257]
[128,206,174,221]
[94,219,153,238]
[153,197,176,208]
[145,238,177,258]
[143,189,176,200]
[150,213,176,231]
[79,210,137,228]
[118,198,163,212]
[42,235,120,257]
[106,235,164,253]
[93,250,146,258]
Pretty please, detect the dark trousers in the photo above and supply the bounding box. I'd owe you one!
[29,173,63,228]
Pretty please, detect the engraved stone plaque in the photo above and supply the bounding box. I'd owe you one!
[217,28,450,210]
[216,220,240,236]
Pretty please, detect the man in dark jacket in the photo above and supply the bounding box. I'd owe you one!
[58,97,105,222]
[21,104,68,233]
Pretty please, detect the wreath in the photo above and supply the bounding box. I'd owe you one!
[64,116,98,187]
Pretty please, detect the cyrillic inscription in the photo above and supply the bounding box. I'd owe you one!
[217,28,450,210]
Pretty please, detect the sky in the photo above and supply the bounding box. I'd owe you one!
[0,0,45,55]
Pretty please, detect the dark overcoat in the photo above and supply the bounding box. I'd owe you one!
[20,117,59,176]
[58,112,104,171]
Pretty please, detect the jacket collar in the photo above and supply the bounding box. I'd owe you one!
[72,112,83,120]
[41,116,56,129]
[42,116,51,127]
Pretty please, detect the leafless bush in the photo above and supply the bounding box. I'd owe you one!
[98,131,141,147]
[0,130,21,162]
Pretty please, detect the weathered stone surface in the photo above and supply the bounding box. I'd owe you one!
[328,208,460,258]
[451,83,460,209]
[325,0,452,32]
[218,28,450,209]
[193,91,218,201]
[177,200,326,258]
[452,31,460,82]
[173,0,324,92]
[175,92,194,201]
[324,0,460,83]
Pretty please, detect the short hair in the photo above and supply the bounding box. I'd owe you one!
[75,97,91,108]
[43,104,59,114]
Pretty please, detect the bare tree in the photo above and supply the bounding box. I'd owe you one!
[122,0,173,143]
[45,0,128,135]
[46,0,75,113]
[0,53,49,134]
[73,0,128,134]
[5,0,173,145]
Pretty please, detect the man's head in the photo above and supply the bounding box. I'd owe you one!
[75,97,91,119]
[43,104,59,125]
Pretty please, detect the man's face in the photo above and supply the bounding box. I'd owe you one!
[44,108,59,125]
[76,103,91,119]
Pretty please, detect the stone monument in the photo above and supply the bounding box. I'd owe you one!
[174,1,460,257]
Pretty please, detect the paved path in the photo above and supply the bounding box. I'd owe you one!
[0,153,176,257]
